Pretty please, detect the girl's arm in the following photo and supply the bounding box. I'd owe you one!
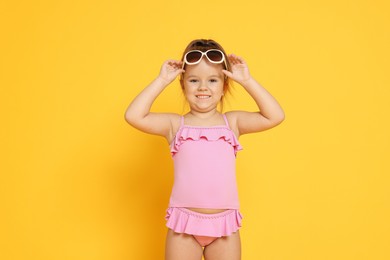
[124,60,184,140]
[223,54,285,136]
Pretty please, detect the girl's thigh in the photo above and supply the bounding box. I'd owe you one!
[165,229,203,260]
[203,231,241,260]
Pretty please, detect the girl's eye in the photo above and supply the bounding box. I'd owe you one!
[210,79,218,83]
[189,79,198,83]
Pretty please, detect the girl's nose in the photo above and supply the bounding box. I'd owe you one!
[197,82,208,91]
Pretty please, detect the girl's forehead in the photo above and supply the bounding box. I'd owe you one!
[184,60,224,76]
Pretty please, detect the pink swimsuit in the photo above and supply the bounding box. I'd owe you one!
[165,114,243,247]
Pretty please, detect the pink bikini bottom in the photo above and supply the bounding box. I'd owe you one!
[165,207,243,247]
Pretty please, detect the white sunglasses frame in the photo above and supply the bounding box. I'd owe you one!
[182,49,228,70]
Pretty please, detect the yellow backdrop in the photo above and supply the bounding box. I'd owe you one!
[1,0,389,259]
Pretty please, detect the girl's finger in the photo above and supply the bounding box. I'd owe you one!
[228,54,245,65]
[222,70,233,78]
[235,56,246,64]
[166,60,183,67]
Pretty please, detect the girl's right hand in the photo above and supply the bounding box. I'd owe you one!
[158,60,185,85]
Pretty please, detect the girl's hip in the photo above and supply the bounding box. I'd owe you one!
[165,207,243,238]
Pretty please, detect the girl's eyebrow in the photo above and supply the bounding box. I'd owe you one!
[186,74,223,78]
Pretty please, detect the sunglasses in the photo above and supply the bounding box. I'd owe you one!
[182,49,228,70]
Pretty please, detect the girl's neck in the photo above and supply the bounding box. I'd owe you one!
[188,109,220,119]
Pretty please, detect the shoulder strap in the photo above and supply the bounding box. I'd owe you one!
[180,116,185,126]
[222,114,230,128]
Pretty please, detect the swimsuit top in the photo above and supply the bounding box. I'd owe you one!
[168,114,243,209]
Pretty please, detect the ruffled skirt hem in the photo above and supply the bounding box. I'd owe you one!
[165,207,243,237]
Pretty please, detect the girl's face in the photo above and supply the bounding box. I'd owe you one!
[182,59,225,113]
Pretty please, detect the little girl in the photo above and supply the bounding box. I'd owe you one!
[125,39,284,260]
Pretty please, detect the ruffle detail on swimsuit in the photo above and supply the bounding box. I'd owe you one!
[165,207,243,237]
[170,126,243,157]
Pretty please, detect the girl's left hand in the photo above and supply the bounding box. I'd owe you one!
[222,54,252,85]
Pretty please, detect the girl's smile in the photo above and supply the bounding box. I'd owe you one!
[196,94,211,99]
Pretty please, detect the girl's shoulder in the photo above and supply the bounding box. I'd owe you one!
[167,113,183,144]
[167,113,182,122]
[224,111,240,138]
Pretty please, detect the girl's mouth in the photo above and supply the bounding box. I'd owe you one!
[196,95,211,99]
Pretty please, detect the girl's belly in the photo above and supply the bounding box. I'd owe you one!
[186,207,228,214]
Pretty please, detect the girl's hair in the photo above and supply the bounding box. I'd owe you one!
[179,39,232,112]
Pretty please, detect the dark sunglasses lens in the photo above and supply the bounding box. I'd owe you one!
[186,51,202,63]
[207,51,223,62]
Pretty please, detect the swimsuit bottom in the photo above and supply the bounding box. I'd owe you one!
[165,207,243,247]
